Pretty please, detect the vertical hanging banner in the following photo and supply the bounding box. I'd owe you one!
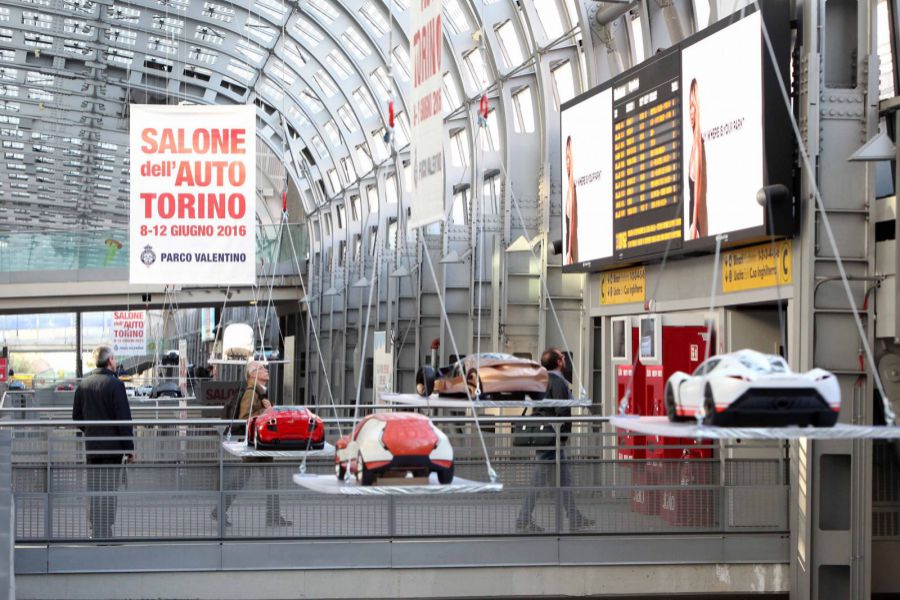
[409,0,444,228]
[112,311,147,356]
[130,105,256,285]
[373,331,394,405]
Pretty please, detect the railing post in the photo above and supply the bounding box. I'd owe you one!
[555,424,562,534]
[218,430,225,540]
[45,429,52,541]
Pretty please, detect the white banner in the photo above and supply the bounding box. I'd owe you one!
[373,331,394,405]
[129,105,256,284]
[409,0,444,228]
[200,307,216,342]
[112,311,146,357]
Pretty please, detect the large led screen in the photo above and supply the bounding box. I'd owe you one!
[561,89,613,266]
[560,4,790,272]
[681,12,763,243]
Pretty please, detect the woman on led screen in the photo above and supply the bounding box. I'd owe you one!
[688,79,707,239]
[564,136,578,264]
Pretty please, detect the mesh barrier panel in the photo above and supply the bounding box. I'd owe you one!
[7,422,791,541]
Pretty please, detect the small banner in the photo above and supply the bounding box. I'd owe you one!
[112,311,147,357]
[722,240,792,293]
[200,307,216,342]
[129,105,256,284]
[409,0,444,228]
[373,331,394,405]
[600,266,646,305]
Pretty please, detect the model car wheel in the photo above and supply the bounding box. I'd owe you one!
[336,462,346,481]
[466,370,482,399]
[436,464,454,485]
[703,384,716,425]
[416,366,436,397]
[666,383,686,422]
[357,453,375,486]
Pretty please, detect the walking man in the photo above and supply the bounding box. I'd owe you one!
[516,348,594,533]
[73,346,134,539]
[212,360,292,527]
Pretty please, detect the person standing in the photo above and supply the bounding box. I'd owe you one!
[73,346,134,539]
[687,78,707,240]
[516,348,594,533]
[212,361,292,527]
[564,136,578,265]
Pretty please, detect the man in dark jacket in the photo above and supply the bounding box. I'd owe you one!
[73,346,134,538]
[516,348,594,533]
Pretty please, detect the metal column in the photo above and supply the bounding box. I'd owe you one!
[794,0,877,597]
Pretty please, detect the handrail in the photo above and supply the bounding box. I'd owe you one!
[0,406,223,412]
[0,416,613,427]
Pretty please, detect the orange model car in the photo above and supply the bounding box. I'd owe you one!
[415,353,548,400]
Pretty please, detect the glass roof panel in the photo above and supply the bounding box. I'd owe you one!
[245,17,276,44]
[152,15,184,34]
[255,0,288,20]
[283,39,307,68]
[307,0,339,23]
[158,0,190,10]
[337,105,357,132]
[107,5,139,22]
[352,87,376,119]
[359,1,388,35]
[496,20,524,69]
[202,2,235,23]
[236,38,266,65]
[195,24,225,44]
[533,0,564,39]
[314,70,338,97]
[294,15,324,46]
[227,58,255,81]
[391,46,410,82]
[327,50,354,79]
[342,28,372,59]
[443,0,466,34]
[107,28,137,44]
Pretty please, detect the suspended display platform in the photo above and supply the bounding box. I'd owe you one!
[208,359,290,366]
[293,472,503,495]
[222,440,335,459]
[379,393,591,409]
[610,415,900,440]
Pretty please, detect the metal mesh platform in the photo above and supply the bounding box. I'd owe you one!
[380,393,591,409]
[222,441,335,459]
[610,415,900,439]
[293,473,503,495]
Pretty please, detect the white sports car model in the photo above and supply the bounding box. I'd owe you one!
[335,412,454,486]
[665,350,840,426]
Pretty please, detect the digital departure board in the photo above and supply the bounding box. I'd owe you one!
[611,51,682,259]
[560,2,791,273]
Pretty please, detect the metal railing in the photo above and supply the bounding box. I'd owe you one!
[0,224,307,274]
[1,416,790,542]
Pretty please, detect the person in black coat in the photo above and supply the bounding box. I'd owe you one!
[515,348,594,533]
[73,346,134,539]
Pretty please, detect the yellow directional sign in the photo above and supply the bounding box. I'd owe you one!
[601,266,646,305]
[722,240,792,293]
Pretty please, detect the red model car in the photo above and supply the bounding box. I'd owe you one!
[247,406,325,450]
[335,412,454,486]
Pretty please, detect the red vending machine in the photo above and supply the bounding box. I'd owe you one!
[613,318,646,461]
[632,315,662,515]
[657,324,715,527]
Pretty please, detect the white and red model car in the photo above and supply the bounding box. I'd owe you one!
[665,350,841,426]
[335,412,454,485]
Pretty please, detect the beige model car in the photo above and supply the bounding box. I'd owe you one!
[416,353,548,400]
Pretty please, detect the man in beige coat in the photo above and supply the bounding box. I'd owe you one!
[212,361,292,527]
